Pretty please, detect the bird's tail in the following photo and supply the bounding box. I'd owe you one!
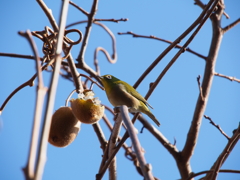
[145,111,161,127]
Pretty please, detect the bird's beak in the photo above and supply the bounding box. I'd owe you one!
[97,75,103,80]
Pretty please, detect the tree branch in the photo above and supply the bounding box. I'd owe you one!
[120,106,155,180]
[19,30,47,180]
[118,31,207,60]
[194,0,230,19]
[76,0,98,63]
[133,0,218,89]
[185,169,240,180]
[0,52,41,60]
[96,113,140,180]
[204,115,230,140]
[222,18,240,33]
[179,0,222,179]
[108,114,123,180]
[197,75,204,101]
[35,1,70,179]
[69,0,89,16]
[37,0,83,94]
[214,72,240,83]
[204,125,240,180]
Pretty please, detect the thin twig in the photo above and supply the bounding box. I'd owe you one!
[144,0,217,103]
[36,0,59,31]
[197,75,204,101]
[0,52,42,60]
[35,1,70,179]
[204,115,230,140]
[214,72,240,83]
[68,1,128,23]
[0,77,34,114]
[194,0,230,19]
[118,31,206,60]
[204,125,240,180]
[185,169,240,180]
[133,0,217,89]
[0,52,81,70]
[69,0,89,16]
[0,56,56,113]
[222,18,240,33]
[37,0,83,95]
[120,106,154,180]
[94,18,128,23]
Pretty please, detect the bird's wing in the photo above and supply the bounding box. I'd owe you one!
[121,81,153,109]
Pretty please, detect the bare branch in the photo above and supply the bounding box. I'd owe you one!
[185,169,240,180]
[194,0,230,19]
[120,106,155,180]
[35,1,70,179]
[95,18,128,23]
[0,76,34,114]
[69,0,89,16]
[133,0,217,90]
[144,0,217,106]
[0,52,41,60]
[108,114,123,180]
[0,55,58,113]
[36,0,59,31]
[118,31,207,60]
[197,75,204,101]
[222,18,240,33]
[215,72,240,83]
[77,0,98,63]
[68,1,128,23]
[97,113,140,179]
[0,53,80,70]
[194,0,205,9]
[102,115,156,178]
[37,0,83,95]
[204,115,230,140]
[178,0,222,179]
[204,125,240,179]
[19,30,47,180]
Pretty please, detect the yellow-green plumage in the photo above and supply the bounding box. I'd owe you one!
[99,74,160,126]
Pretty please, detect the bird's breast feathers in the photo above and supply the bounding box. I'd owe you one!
[106,83,139,108]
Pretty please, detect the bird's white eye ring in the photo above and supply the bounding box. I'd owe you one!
[106,75,112,79]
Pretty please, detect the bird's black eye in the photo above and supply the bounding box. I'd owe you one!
[106,75,112,79]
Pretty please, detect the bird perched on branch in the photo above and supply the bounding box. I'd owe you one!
[99,74,160,126]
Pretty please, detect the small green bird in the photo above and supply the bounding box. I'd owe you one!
[99,74,160,126]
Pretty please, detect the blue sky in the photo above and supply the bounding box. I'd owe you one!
[0,0,240,180]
